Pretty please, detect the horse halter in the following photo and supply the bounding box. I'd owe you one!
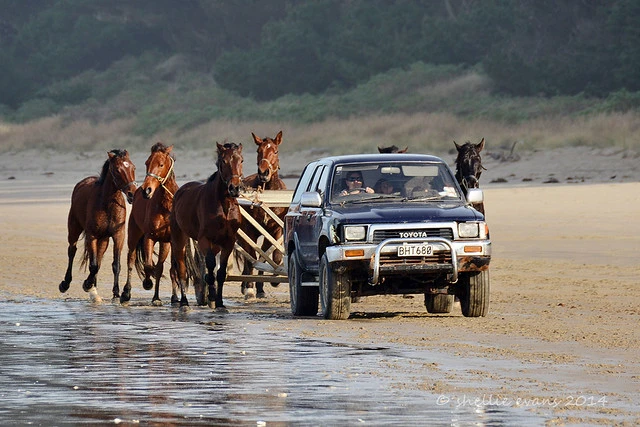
[110,160,137,195]
[146,155,175,197]
[258,147,279,181]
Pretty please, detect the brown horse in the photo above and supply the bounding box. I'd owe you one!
[170,142,244,310]
[238,131,287,298]
[121,142,179,306]
[378,145,408,153]
[454,138,486,215]
[59,149,137,301]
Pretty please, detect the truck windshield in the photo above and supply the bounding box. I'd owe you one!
[330,162,462,203]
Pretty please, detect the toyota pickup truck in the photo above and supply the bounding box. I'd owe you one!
[284,153,491,320]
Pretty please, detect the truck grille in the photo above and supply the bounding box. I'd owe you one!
[372,228,453,243]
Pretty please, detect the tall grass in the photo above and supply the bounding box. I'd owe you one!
[1,60,639,155]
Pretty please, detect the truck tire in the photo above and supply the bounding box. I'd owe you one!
[289,251,318,316]
[319,254,351,320]
[424,293,454,313]
[459,270,490,317]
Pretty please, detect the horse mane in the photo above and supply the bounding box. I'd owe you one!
[150,141,172,155]
[378,145,408,153]
[207,171,218,183]
[97,149,127,185]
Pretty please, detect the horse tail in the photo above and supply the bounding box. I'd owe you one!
[134,237,146,280]
[79,232,89,270]
[182,239,200,290]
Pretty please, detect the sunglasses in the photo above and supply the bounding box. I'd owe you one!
[346,176,362,182]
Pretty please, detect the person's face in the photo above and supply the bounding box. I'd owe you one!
[346,173,363,188]
[380,181,393,194]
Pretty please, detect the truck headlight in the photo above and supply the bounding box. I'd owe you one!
[344,226,366,241]
[458,222,482,238]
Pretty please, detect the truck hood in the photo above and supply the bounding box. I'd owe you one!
[329,202,483,223]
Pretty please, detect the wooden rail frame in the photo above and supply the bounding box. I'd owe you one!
[226,189,293,283]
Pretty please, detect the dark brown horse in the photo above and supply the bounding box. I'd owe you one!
[238,131,287,298]
[121,142,179,306]
[454,138,486,214]
[378,145,408,153]
[170,142,244,310]
[59,149,137,301]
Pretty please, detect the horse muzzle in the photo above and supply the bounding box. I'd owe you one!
[228,184,241,198]
[143,186,154,199]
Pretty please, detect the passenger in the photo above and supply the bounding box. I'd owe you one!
[374,178,398,195]
[339,171,374,196]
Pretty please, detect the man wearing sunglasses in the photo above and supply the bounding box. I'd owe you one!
[340,172,374,196]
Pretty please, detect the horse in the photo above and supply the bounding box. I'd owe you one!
[170,142,244,310]
[121,142,180,306]
[454,138,486,215]
[58,149,137,302]
[237,131,287,299]
[378,145,408,153]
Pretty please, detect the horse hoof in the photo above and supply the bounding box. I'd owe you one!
[215,305,229,313]
[256,291,266,299]
[152,299,163,307]
[59,281,70,293]
[179,305,190,312]
[82,280,94,292]
[270,282,280,288]
[142,279,153,291]
[88,288,103,304]
[244,288,256,300]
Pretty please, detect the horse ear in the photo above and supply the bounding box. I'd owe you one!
[476,138,485,152]
[238,143,243,152]
[252,132,262,146]
[274,130,283,145]
[377,146,384,153]
[216,141,223,151]
[454,141,462,151]
[399,146,408,153]
[166,145,174,154]
[108,151,115,159]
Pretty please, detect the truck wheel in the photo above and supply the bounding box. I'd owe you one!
[319,254,351,320]
[424,293,454,313]
[459,270,490,317]
[289,251,318,316]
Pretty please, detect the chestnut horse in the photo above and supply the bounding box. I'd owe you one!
[454,138,486,215]
[121,142,179,306]
[238,131,287,298]
[170,142,244,310]
[378,145,408,153]
[58,149,137,301]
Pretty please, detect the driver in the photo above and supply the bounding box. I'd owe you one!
[340,171,374,196]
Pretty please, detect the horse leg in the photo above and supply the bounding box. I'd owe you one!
[121,221,142,304]
[242,256,256,299]
[152,242,170,306]
[172,232,190,309]
[82,237,99,292]
[111,230,125,300]
[142,237,155,291]
[200,240,220,310]
[59,216,82,293]
[215,246,234,311]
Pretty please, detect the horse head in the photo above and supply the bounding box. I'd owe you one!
[253,130,282,184]
[378,145,408,154]
[142,142,174,199]
[107,149,137,204]
[217,141,244,197]
[454,138,485,194]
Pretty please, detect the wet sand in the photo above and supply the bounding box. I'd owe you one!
[0,149,639,425]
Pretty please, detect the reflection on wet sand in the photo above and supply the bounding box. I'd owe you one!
[0,297,541,425]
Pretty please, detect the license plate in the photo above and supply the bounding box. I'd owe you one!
[398,244,433,257]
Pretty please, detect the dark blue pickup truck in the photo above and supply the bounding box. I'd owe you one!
[284,153,491,320]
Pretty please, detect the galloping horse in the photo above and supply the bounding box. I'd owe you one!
[238,131,287,298]
[59,149,137,301]
[454,138,486,215]
[170,142,244,310]
[121,142,179,306]
[378,145,408,153]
